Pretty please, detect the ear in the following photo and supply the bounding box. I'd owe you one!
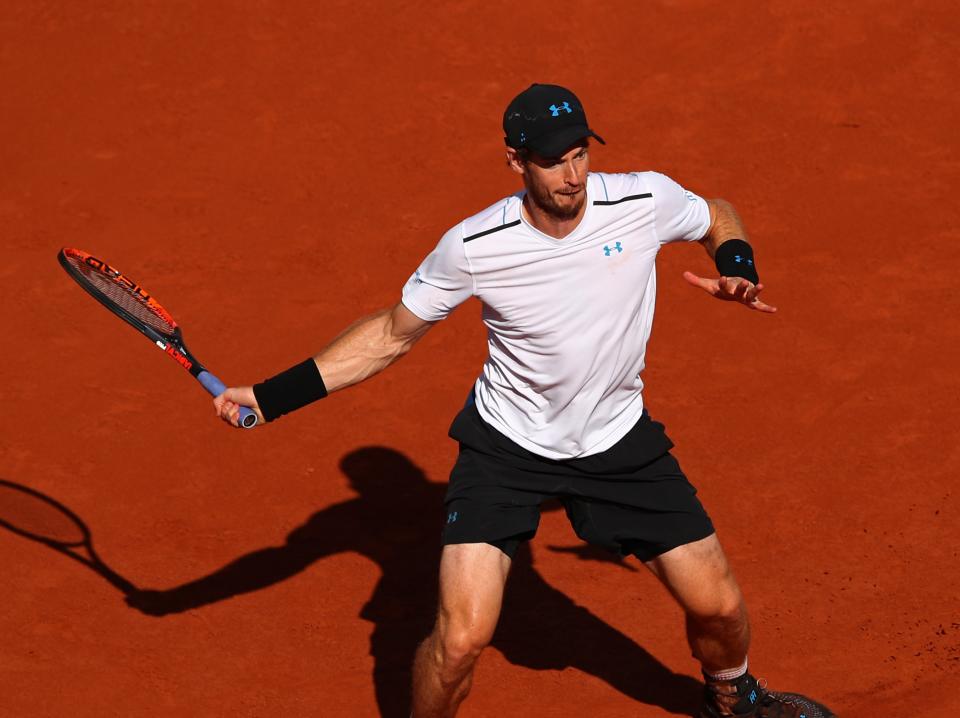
[505,147,526,176]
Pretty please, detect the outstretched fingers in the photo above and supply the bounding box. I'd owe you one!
[740,281,777,313]
[682,270,719,296]
[682,272,777,313]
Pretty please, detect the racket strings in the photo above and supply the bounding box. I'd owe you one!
[63,253,177,338]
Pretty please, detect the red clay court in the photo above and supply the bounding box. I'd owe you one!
[1,2,958,716]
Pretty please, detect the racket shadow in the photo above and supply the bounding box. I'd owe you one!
[122,447,702,717]
[0,478,137,595]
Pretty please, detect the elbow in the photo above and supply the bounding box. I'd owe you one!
[708,197,735,215]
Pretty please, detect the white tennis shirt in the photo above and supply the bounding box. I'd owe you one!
[402,171,711,460]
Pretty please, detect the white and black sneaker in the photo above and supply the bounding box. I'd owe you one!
[699,673,836,718]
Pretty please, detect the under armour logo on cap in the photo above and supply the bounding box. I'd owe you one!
[503,83,606,158]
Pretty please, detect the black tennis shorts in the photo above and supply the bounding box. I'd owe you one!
[442,398,715,562]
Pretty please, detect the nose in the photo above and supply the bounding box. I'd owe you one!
[563,160,581,187]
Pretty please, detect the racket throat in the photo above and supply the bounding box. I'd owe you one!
[154,340,197,374]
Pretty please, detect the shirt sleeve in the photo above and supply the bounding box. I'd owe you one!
[644,171,712,244]
[401,224,474,321]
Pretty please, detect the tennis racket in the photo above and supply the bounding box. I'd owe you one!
[0,478,137,594]
[58,247,258,428]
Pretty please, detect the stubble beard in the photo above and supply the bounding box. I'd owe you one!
[527,183,585,221]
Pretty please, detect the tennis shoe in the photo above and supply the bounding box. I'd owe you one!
[698,672,835,718]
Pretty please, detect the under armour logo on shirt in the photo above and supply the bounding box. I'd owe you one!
[603,242,623,256]
[549,102,572,116]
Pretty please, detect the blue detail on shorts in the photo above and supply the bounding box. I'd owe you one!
[603,242,623,256]
[749,690,758,704]
[734,255,754,266]
[447,511,459,524]
[549,101,572,116]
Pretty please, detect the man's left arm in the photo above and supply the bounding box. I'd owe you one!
[682,198,777,314]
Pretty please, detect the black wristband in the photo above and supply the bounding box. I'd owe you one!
[253,358,328,422]
[714,239,759,284]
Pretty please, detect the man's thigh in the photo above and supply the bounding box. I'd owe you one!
[644,533,744,617]
[436,543,513,642]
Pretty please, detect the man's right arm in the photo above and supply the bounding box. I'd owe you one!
[314,302,435,392]
[214,302,435,427]
[217,220,472,427]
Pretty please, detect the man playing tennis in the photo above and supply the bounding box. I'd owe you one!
[215,84,834,718]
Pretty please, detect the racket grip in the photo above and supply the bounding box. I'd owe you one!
[197,371,259,429]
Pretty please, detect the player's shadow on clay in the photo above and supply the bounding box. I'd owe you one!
[122,447,702,716]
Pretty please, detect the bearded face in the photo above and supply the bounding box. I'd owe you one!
[519,141,590,222]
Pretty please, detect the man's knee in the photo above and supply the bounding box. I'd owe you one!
[648,534,748,621]
[681,558,746,623]
[686,586,746,625]
[438,620,494,669]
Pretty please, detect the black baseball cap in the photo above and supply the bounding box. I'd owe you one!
[503,83,605,158]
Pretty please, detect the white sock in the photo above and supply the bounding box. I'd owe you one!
[705,658,748,682]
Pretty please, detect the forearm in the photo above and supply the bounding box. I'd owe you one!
[314,306,421,393]
[701,198,750,258]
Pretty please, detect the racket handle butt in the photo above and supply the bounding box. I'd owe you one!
[198,370,259,429]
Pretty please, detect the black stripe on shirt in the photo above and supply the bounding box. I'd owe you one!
[463,219,521,243]
[593,192,653,206]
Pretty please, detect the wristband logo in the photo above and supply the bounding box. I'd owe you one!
[734,256,754,266]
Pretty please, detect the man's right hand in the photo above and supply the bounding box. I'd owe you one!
[213,387,265,428]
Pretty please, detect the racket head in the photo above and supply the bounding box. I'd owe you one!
[0,479,90,548]
[58,247,255,427]
[58,248,180,344]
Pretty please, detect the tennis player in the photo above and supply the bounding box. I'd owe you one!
[215,84,834,718]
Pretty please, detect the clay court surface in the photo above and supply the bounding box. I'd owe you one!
[2,1,958,716]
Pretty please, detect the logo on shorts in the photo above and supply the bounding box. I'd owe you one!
[603,242,623,256]
[446,511,459,524]
[549,101,572,116]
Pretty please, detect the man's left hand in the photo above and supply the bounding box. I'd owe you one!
[682,271,777,313]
